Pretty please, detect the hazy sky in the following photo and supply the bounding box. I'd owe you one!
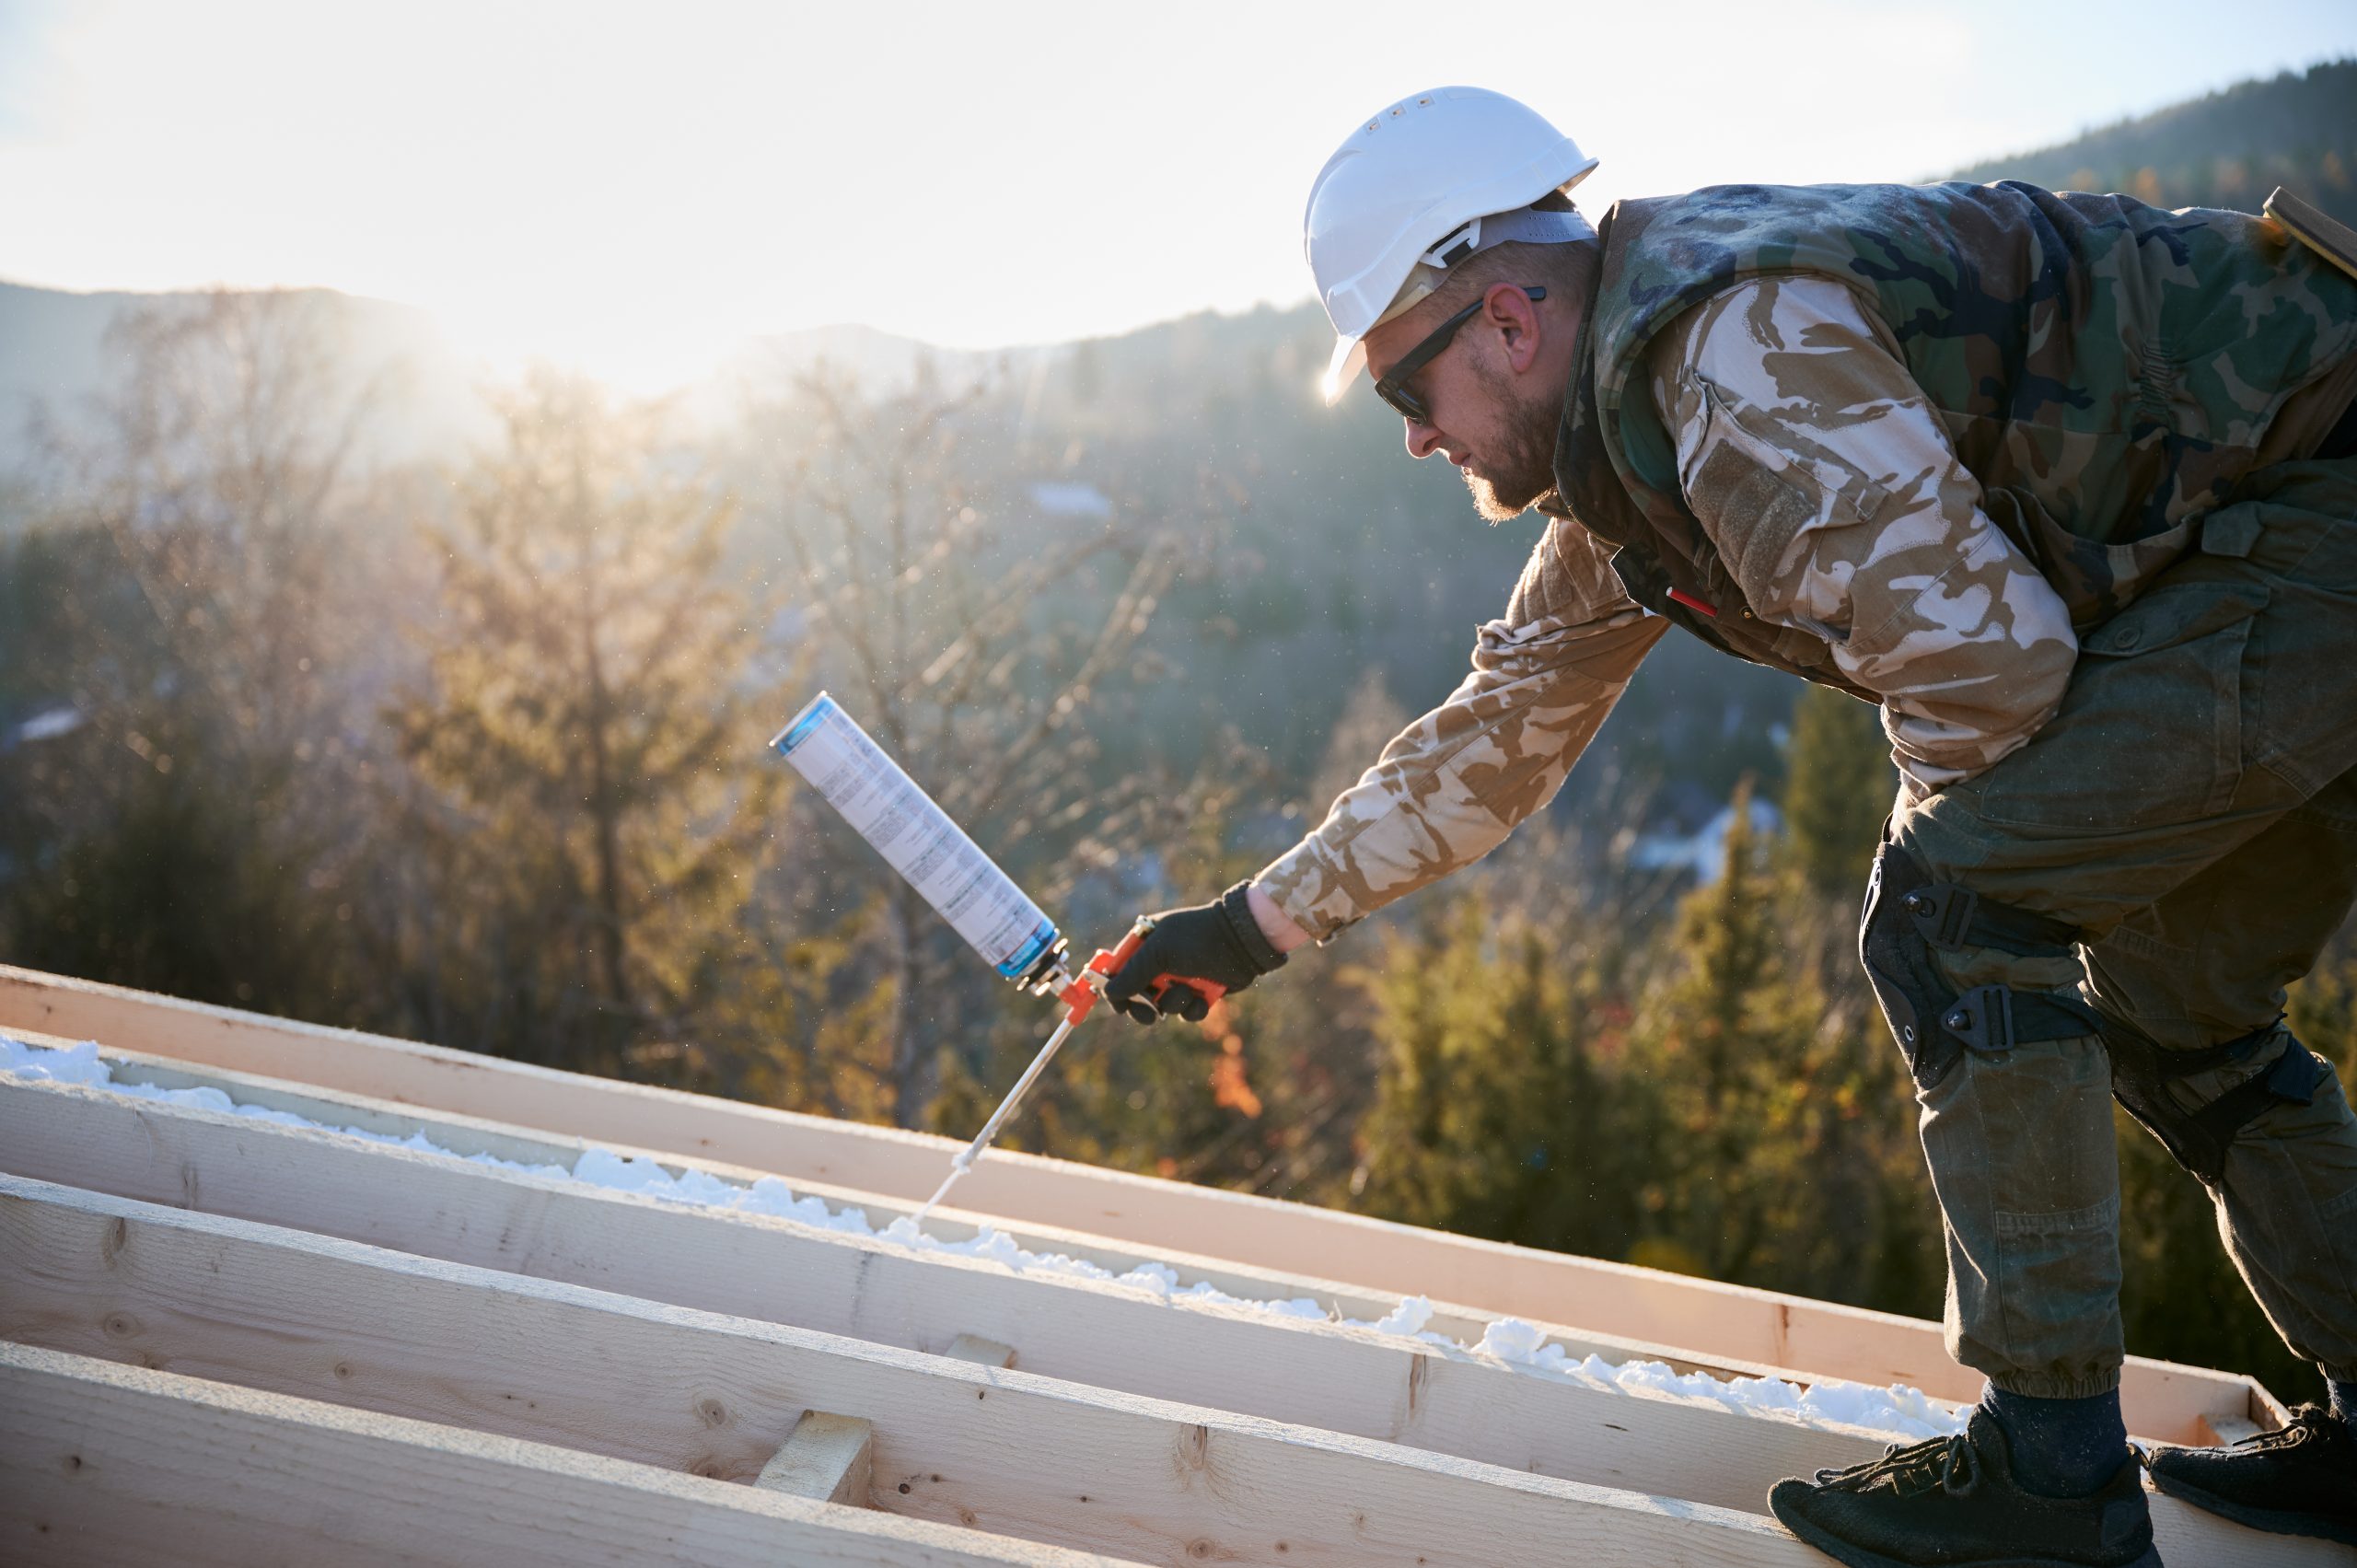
[4,0,2352,389]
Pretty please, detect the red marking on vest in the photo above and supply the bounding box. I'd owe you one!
[1666,587,1719,618]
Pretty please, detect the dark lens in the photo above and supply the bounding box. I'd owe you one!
[1376,379,1427,424]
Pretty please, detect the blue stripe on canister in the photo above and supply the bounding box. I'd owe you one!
[996,917,1059,978]
[771,693,839,758]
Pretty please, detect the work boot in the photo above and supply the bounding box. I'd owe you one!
[1767,1409,2158,1568]
[2143,1403,2357,1547]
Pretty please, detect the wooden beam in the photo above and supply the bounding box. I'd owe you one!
[757,1413,875,1506]
[0,1342,1134,1568]
[0,1175,1828,1568]
[0,1074,1889,1508]
[949,1335,1017,1369]
[0,960,2270,1430]
[5,1023,2269,1446]
[65,1033,1808,1390]
[0,1087,2308,1567]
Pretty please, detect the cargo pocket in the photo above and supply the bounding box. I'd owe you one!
[1993,1194,2124,1380]
[1976,582,2267,833]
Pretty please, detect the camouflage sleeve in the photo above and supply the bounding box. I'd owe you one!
[1648,276,2079,797]
[1253,523,1665,940]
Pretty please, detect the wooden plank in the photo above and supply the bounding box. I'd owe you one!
[0,1342,1131,1567]
[949,1335,1017,1369]
[2198,1416,2263,1447]
[0,960,2270,1433]
[0,1073,1891,1509]
[62,1032,1814,1391]
[0,1175,1823,1568]
[757,1412,875,1506]
[0,1089,2311,1567]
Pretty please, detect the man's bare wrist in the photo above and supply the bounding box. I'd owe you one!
[1245,882,1313,954]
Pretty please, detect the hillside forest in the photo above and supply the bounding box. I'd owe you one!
[4,61,2354,1397]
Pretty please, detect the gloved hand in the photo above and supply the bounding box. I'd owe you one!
[1104,881,1290,1025]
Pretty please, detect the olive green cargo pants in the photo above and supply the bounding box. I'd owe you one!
[1889,457,2357,1400]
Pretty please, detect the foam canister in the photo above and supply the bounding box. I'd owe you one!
[771,692,1062,982]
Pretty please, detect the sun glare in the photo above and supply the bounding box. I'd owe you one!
[4,1,2351,393]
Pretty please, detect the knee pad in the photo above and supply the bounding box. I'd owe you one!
[1859,842,2097,1090]
[2105,1020,2333,1186]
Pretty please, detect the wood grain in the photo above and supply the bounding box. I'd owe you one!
[0,1341,1136,1567]
[0,1174,1820,1568]
[0,1091,2306,1567]
[760,1412,876,1506]
[0,960,2270,1436]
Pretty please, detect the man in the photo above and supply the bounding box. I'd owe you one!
[1102,87,2357,1567]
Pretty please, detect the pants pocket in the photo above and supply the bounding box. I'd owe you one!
[1976,582,2265,832]
[1920,1039,2126,1393]
[1993,1195,2124,1376]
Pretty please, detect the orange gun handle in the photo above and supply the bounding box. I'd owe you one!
[1146,973,1225,1006]
[1094,923,1151,978]
[1058,917,1159,1024]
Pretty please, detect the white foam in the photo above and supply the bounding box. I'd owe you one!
[2,1033,1967,1440]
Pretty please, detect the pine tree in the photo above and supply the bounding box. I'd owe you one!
[1353,893,1638,1258]
[1781,684,1895,895]
[389,370,786,1083]
[1622,779,1938,1305]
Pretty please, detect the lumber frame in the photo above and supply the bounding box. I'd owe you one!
[0,1342,1129,1568]
[0,1175,1829,1568]
[60,1038,2300,1450]
[0,1040,2258,1453]
[0,1073,1863,1512]
[64,1032,1813,1388]
[0,1078,2309,1568]
[0,960,2279,1430]
[4,1169,2302,1568]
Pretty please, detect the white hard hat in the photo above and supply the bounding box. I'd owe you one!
[1305,87,1598,403]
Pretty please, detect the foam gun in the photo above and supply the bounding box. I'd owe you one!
[770,693,1219,1226]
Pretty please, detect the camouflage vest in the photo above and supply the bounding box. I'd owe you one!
[1552,180,2357,695]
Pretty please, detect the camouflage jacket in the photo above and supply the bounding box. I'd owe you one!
[1259,183,2357,940]
[1565,180,2357,650]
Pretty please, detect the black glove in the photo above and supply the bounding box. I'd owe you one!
[1104,881,1290,1025]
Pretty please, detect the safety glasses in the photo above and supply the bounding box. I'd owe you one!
[1371,285,1545,424]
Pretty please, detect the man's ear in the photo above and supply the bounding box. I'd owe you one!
[1485,282,1543,375]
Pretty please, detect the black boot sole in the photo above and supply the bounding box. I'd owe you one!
[1768,1482,2165,1568]
[2145,1468,2357,1548]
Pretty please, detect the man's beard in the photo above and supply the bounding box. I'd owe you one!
[1462,366,1562,524]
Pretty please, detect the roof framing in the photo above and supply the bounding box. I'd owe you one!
[0,1173,1834,1568]
[0,1068,1878,1511]
[0,1062,2304,1564]
[0,963,2282,1438]
[0,965,2306,1565]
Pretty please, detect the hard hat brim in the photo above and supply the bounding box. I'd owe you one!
[1321,334,1369,406]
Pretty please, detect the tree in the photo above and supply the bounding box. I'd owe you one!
[0,290,379,1017]
[1621,780,1939,1307]
[1781,684,1895,895]
[1353,892,1642,1259]
[389,370,786,1084]
[746,365,1178,1126]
